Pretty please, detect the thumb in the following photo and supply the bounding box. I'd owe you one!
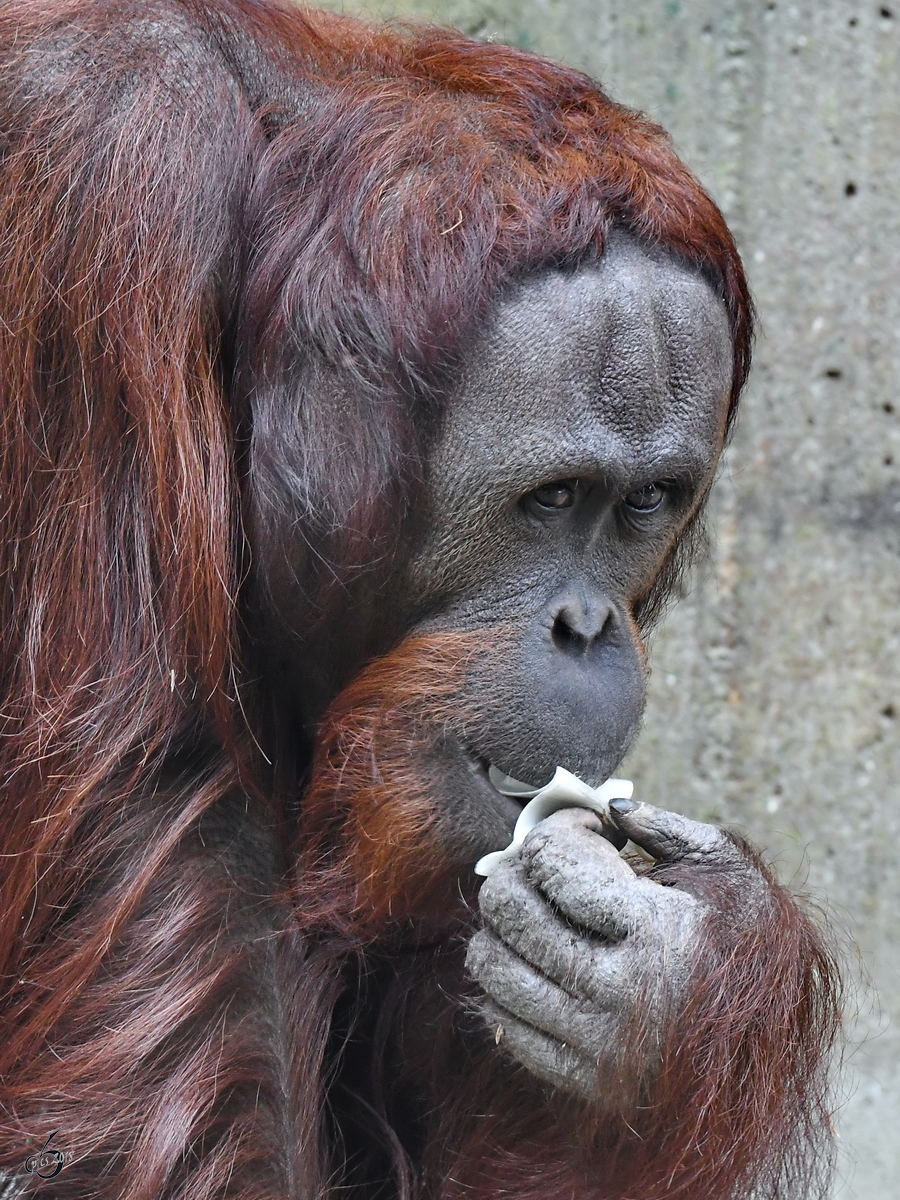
[608,797,733,864]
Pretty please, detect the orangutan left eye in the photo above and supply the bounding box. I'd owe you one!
[623,482,667,512]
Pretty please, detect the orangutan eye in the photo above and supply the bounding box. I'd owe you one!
[529,480,578,510]
[623,481,667,512]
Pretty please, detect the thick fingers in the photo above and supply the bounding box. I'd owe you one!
[521,808,636,886]
[520,808,701,937]
[477,863,634,1002]
[466,929,618,1058]
[470,811,713,1103]
[477,997,601,1098]
[608,797,736,864]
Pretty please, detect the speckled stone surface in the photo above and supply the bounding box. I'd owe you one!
[322,1,900,1193]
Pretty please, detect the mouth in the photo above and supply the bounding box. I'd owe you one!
[461,747,635,872]
[462,749,551,826]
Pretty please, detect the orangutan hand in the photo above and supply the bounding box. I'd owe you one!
[465,801,760,1102]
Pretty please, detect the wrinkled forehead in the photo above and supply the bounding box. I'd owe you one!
[434,232,733,486]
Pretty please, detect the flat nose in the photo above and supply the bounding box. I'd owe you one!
[549,586,618,655]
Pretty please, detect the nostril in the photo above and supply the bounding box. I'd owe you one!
[549,592,617,655]
[551,612,589,654]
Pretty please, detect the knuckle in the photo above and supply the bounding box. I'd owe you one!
[689,824,733,859]
[464,929,494,982]
[519,823,557,864]
[477,866,526,926]
[523,828,624,896]
[466,930,513,995]
[524,855,574,904]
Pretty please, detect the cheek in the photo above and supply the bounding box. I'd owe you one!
[293,631,483,936]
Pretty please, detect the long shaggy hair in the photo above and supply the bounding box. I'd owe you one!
[0,2,839,1199]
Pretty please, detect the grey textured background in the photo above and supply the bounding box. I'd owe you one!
[320,1,900,1194]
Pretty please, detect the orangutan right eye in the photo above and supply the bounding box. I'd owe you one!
[529,480,578,510]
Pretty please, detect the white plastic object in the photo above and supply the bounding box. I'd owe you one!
[474,766,634,877]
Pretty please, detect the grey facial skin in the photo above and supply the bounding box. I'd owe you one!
[257,229,734,850]
[406,230,733,857]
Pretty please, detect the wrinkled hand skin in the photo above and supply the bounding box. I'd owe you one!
[466,802,761,1104]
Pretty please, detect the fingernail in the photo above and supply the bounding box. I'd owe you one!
[609,797,638,816]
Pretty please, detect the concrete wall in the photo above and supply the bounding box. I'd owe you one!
[319,2,900,1193]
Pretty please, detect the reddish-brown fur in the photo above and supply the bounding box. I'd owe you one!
[0,1,838,1197]
[295,634,480,936]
